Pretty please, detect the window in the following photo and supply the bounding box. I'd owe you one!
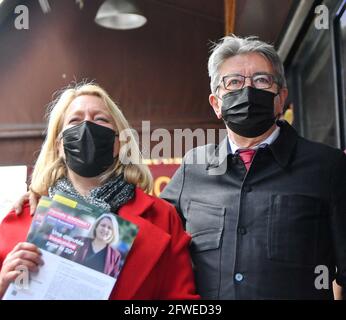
[286,0,346,148]
[337,5,346,148]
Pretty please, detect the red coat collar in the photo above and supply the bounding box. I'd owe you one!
[112,188,171,299]
[119,187,154,217]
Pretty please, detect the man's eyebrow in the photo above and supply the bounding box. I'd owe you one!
[222,71,273,76]
[252,71,273,75]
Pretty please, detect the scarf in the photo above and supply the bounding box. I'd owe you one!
[48,174,135,213]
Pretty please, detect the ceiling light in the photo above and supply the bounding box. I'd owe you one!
[95,0,147,30]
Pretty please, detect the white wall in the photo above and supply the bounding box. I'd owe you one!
[0,166,27,222]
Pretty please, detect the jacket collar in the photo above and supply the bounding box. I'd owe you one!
[206,120,298,171]
[268,120,298,168]
[205,136,229,171]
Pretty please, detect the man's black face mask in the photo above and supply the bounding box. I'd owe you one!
[221,86,277,138]
[62,121,116,177]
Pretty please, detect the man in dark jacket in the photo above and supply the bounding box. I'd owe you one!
[160,35,346,299]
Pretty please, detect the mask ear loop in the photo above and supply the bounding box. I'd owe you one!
[112,132,120,160]
[214,85,223,101]
[55,130,67,171]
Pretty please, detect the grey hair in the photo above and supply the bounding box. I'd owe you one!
[208,34,287,94]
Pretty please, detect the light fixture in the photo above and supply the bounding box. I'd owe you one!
[38,0,51,14]
[95,0,147,30]
[38,0,84,14]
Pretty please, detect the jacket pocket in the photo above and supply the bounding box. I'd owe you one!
[186,200,225,252]
[268,194,328,267]
[186,201,225,299]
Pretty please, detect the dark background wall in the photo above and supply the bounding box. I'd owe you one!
[0,0,297,166]
[0,0,224,165]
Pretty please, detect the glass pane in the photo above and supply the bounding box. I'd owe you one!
[299,31,337,147]
[288,0,345,148]
[340,8,346,114]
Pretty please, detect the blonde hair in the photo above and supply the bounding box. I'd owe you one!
[30,82,153,195]
[89,213,120,247]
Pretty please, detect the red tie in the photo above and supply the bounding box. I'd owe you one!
[238,149,256,171]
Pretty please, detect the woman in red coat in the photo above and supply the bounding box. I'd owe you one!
[0,83,198,300]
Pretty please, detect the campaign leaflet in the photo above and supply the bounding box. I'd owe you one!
[3,191,138,300]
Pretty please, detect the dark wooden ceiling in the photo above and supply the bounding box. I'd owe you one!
[234,0,297,46]
[0,0,297,165]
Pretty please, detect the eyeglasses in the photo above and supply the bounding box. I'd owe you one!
[219,73,278,92]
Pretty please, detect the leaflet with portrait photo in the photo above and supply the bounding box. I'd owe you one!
[3,191,138,300]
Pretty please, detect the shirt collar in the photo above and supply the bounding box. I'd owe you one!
[207,121,298,171]
[227,126,281,155]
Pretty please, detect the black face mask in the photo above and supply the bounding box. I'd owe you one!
[221,86,277,138]
[62,121,116,177]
